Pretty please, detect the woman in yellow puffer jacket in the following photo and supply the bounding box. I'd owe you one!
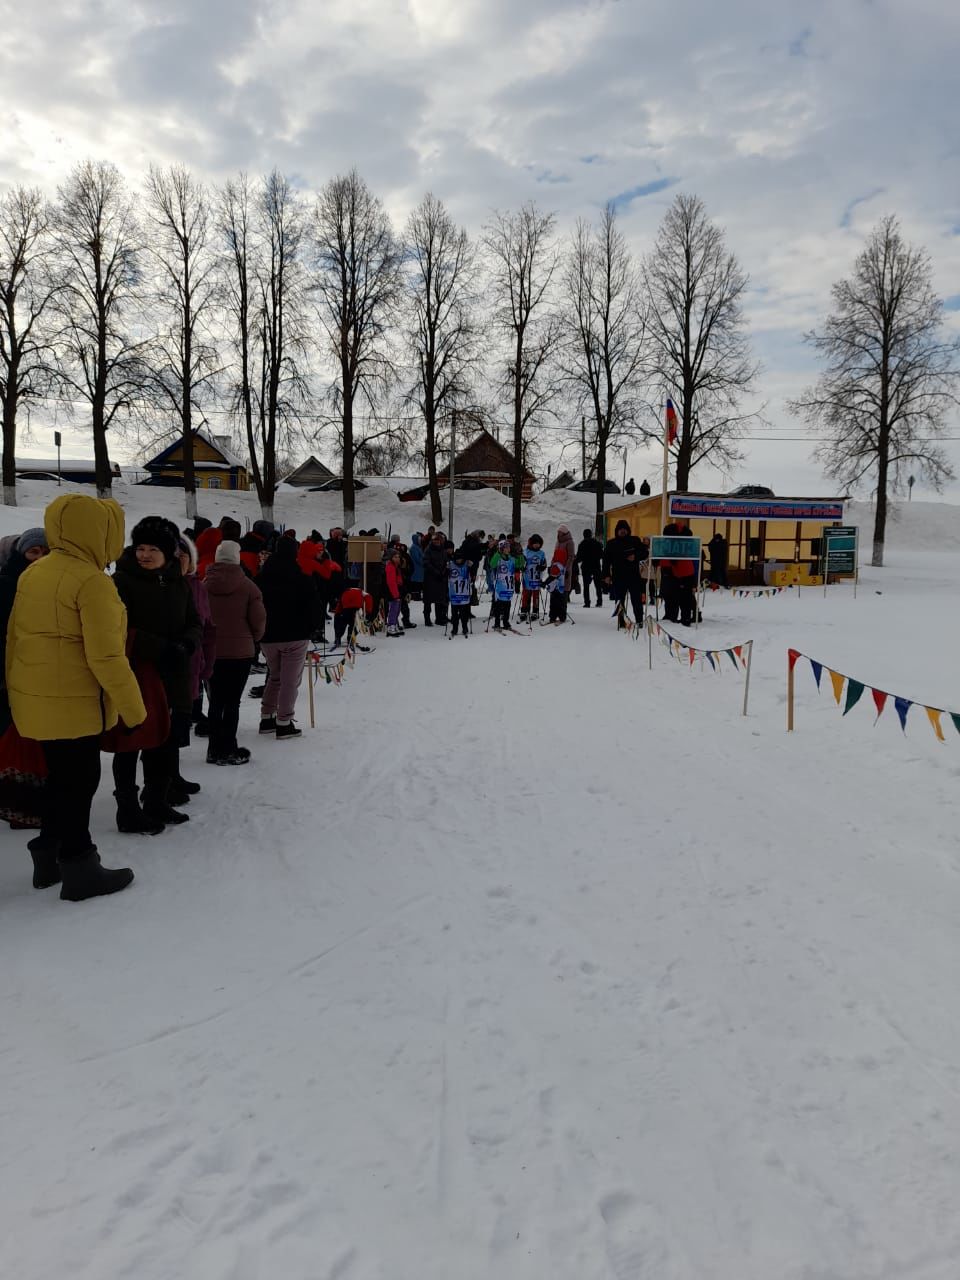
[6,493,146,901]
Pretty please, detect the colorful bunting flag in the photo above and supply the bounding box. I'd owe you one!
[843,679,865,715]
[872,688,888,721]
[810,660,823,689]
[952,713,960,737]
[828,669,845,705]
[894,696,912,732]
[926,707,945,742]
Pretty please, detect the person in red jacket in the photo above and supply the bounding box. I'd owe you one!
[385,549,404,637]
[333,586,372,646]
[196,517,241,579]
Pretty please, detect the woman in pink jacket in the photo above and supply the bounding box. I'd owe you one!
[385,549,405,638]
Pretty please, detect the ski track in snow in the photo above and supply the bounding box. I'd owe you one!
[2,485,960,1279]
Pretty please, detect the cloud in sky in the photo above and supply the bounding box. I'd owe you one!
[2,0,959,497]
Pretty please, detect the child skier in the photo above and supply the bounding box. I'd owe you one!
[489,539,521,632]
[447,552,473,638]
[333,586,372,646]
[546,560,567,623]
[518,534,546,623]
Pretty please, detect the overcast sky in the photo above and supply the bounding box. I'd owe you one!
[3,0,959,498]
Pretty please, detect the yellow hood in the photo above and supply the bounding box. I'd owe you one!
[44,493,126,570]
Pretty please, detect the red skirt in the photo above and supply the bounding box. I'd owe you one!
[0,723,47,828]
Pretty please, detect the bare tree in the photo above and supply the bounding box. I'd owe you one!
[145,164,219,520]
[791,215,960,567]
[484,203,561,533]
[644,193,758,490]
[312,170,403,530]
[0,187,60,506]
[406,193,480,525]
[252,171,309,523]
[561,204,648,534]
[219,174,257,508]
[53,160,149,497]
[219,171,309,522]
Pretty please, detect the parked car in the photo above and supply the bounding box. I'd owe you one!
[398,478,490,502]
[308,477,368,492]
[566,478,621,495]
[729,484,775,497]
[17,471,61,482]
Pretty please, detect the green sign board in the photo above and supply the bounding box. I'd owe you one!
[651,536,702,561]
[822,526,857,576]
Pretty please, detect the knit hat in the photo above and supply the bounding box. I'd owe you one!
[17,527,48,555]
[215,540,241,565]
[131,516,180,562]
[219,517,242,542]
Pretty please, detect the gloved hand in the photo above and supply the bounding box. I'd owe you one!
[157,638,194,672]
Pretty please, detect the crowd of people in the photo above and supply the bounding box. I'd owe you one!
[0,495,705,903]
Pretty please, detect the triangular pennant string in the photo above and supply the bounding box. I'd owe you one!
[872,689,888,721]
[951,713,960,737]
[894,697,912,732]
[688,647,696,667]
[843,679,865,716]
[926,706,945,742]
[788,648,800,672]
[727,648,739,671]
[810,660,823,689]
[706,651,716,671]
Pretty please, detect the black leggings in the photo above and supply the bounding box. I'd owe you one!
[40,736,102,859]
[112,735,178,793]
[208,658,252,757]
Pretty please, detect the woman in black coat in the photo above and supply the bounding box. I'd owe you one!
[602,519,649,629]
[257,538,318,737]
[422,531,449,627]
[111,516,201,832]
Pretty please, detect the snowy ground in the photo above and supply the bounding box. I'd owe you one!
[2,482,960,1280]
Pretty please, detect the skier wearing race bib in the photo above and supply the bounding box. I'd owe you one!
[447,553,473,638]
[518,535,546,623]
[489,539,521,632]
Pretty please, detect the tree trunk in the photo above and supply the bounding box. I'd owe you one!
[92,398,112,498]
[872,454,888,568]
[2,394,17,507]
[594,430,607,536]
[261,501,275,523]
[512,339,523,534]
[425,400,442,526]
[342,386,355,531]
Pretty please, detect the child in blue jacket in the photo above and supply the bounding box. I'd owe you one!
[447,553,473,637]
[518,535,546,623]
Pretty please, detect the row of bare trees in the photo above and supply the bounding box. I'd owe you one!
[1,161,955,560]
[0,162,763,533]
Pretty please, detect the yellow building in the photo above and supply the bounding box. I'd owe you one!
[143,430,249,491]
[604,491,848,586]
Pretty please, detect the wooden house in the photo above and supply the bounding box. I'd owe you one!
[282,455,335,487]
[142,431,248,491]
[438,429,536,502]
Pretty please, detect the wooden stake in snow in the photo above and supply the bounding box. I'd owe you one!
[741,640,754,717]
[787,650,795,732]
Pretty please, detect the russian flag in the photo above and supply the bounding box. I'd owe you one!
[665,398,679,445]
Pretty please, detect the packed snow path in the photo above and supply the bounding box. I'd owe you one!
[3,550,960,1279]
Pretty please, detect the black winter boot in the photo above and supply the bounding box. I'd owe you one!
[60,849,134,901]
[114,788,165,836]
[141,782,190,826]
[28,834,62,889]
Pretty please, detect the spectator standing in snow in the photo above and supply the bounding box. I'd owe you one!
[546,562,567,623]
[257,536,315,740]
[422,530,449,628]
[552,526,577,598]
[602,519,648,630]
[111,516,201,832]
[0,529,49,832]
[385,547,405,637]
[576,529,604,608]
[6,494,145,900]
[176,535,215,800]
[707,533,729,589]
[408,532,425,600]
[660,518,697,626]
[204,541,266,764]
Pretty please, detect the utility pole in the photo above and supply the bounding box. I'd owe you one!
[55,430,62,487]
[581,415,586,481]
[448,408,457,541]
[908,474,915,501]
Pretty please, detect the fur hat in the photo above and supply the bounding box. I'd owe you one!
[215,540,241,565]
[131,516,180,562]
[16,527,48,555]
